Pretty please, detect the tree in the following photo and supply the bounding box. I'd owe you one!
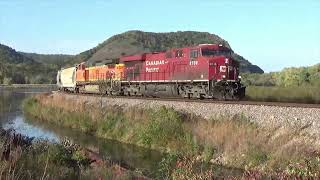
[3,77,12,85]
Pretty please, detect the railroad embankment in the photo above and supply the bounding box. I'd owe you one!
[56,92,320,139]
[22,92,320,178]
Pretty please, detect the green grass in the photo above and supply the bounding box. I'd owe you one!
[246,86,320,104]
[0,130,145,179]
[22,95,320,178]
[23,97,190,153]
[0,141,109,179]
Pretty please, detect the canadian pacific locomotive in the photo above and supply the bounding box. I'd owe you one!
[57,44,246,100]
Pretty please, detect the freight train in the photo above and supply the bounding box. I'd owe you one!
[57,44,245,100]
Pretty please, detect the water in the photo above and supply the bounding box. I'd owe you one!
[0,88,163,176]
[3,115,59,142]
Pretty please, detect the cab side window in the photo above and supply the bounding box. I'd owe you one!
[190,50,198,58]
[175,50,184,58]
[166,51,173,58]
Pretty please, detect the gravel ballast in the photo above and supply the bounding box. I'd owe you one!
[53,92,320,139]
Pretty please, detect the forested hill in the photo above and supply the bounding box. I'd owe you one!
[20,52,73,68]
[68,31,264,73]
[0,44,35,64]
[0,31,264,84]
[0,44,59,84]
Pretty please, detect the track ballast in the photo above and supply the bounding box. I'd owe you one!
[54,91,320,109]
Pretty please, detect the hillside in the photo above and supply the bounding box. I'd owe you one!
[0,31,264,84]
[20,52,73,65]
[0,44,34,64]
[0,44,58,84]
[68,31,264,73]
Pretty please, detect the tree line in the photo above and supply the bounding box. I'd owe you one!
[242,64,320,87]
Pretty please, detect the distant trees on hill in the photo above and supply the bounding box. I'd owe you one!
[242,64,320,87]
[3,31,317,85]
[69,31,264,73]
[0,44,60,84]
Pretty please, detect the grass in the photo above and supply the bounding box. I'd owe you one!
[0,130,143,180]
[246,86,320,104]
[22,94,320,178]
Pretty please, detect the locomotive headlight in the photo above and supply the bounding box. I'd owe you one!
[238,75,242,79]
[222,75,226,79]
[225,58,229,64]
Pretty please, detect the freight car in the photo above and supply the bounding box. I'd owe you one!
[56,66,76,91]
[57,44,246,100]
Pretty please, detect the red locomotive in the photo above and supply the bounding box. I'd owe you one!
[57,44,245,100]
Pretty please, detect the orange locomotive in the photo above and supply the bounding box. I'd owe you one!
[71,63,124,93]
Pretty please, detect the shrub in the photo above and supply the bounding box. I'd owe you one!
[138,106,184,149]
[3,77,12,85]
[246,86,320,103]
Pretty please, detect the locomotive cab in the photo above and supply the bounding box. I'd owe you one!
[200,45,236,81]
[199,44,245,100]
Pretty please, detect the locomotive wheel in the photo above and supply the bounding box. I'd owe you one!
[124,91,131,96]
[232,95,240,101]
[216,90,227,101]
[199,94,205,100]
[221,93,227,101]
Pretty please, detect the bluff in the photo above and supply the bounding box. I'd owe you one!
[0,31,264,84]
[69,31,264,73]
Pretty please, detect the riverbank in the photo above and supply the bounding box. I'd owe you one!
[23,93,320,178]
[50,92,320,139]
[0,128,145,179]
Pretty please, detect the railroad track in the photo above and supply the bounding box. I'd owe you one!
[53,91,320,109]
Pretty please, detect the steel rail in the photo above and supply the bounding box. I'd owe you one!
[53,91,320,109]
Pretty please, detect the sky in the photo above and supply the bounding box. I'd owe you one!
[0,0,319,72]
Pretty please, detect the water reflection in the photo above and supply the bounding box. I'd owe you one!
[25,117,163,175]
[3,115,59,142]
[0,88,163,176]
[0,88,246,177]
[0,89,50,124]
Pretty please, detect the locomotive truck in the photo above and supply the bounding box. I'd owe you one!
[57,44,246,100]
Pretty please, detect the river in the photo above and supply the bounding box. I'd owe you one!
[0,88,163,176]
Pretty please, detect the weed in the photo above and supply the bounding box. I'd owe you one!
[156,153,179,179]
[203,144,215,163]
[23,94,320,178]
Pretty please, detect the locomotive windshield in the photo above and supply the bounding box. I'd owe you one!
[201,49,231,57]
